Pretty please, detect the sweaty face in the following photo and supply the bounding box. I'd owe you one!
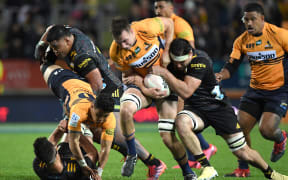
[115,29,136,50]
[49,37,70,59]
[242,11,264,35]
[154,1,173,17]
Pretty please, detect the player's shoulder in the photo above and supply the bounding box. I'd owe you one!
[265,22,288,36]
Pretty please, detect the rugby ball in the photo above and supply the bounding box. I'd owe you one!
[144,74,170,97]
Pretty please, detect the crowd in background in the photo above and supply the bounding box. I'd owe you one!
[0,0,287,62]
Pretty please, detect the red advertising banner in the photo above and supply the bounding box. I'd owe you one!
[0,59,48,93]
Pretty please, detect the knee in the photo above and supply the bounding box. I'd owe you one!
[175,118,191,137]
[259,125,274,139]
[120,105,135,120]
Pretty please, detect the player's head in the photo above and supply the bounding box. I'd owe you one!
[154,0,174,17]
[242,2,265,35]
[111,16,136,50]
[90,93,115,123]
[33,137,57,164]
[169,38,194,71]
[46,25,74,59]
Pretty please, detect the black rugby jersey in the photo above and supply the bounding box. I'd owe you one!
[33,142,93,180]
[65,27,122,93]
[168,50,229,111]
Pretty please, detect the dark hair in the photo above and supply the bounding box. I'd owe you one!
[169,38,192,56]
[94,93,115,112]
[111,16,130,39]
[46,25,72,42]
[33,137,56,164]
[243,2,264,15]
[155,0,173,3]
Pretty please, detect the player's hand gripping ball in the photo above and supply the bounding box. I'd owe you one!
[144,74,170,97]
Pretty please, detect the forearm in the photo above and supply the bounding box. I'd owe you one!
[69,132,85,161]
[218,68,231,80]
[161,70,194,99]
[98,140,112,169]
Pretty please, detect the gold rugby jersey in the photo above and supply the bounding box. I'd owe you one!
[110,17,165,77]
[171,13,194,41]
[230,22,288,90]
[64,79,115,141]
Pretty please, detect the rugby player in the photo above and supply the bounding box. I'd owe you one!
[40,62,115,178]
[215,2,288,177]
[154,0,217,169]
[110,16,198,179]
[33,120,101,180]
[35,25,167,179]
[151,38,288,180]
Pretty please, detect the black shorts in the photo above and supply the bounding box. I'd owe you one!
[239,87,288,120]
[184,104,242,135]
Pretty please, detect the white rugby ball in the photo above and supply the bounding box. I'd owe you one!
[144,74,170,97]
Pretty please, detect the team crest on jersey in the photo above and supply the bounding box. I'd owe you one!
[256,40,262,46]
[265,41,273,49]
[144,42,152,50]
[69,112,80,127]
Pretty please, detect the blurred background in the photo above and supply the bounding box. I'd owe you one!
[0,0,287,123]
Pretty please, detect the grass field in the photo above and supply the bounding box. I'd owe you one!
[0,123,288,180]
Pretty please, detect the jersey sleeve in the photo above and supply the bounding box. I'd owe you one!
[230,36,242,60]
[109,41,130,72]
[276,27,288,53]
[100,112,116,142]
[174,18,194,42]
[133,17,165,37]
[73,54,98,77]
[186,57,209,80]
[68,104,89,132]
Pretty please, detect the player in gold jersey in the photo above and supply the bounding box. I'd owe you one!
[110,16,197,179]
[154,0,217,170]
[216,3,288,178]
[41,62,115,179]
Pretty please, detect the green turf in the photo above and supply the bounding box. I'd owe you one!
[0,123,288,180]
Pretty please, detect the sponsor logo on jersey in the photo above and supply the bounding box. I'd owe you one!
[247,50,276,61]
[78,58,92,68]
[144,42,152,50]
[256,40,262,46]
[190,63,206,69]
[130,45,160,68]
[246,43,255,49]
[70,50,77,61]
[105,128,115,135]
[69,112,80,127]
[134,46,141,54]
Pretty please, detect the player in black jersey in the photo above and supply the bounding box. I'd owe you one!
[33,120,101,180]
[34,24,122,95]
[150,38,288,180]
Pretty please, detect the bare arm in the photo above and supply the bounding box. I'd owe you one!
[69,132,84,161]
[159,17,174,67]
[98,139,112,170]
[85,68,103,95]
[151,66,201,99]
[47,119,67,146]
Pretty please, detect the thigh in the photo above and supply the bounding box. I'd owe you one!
[238,110,257,134]
[156,99,178,119]
[121,87,152,111]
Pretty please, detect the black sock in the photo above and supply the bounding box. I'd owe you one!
[194,153,210,167]
[262,166,273,179]
[142,154,160,166]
